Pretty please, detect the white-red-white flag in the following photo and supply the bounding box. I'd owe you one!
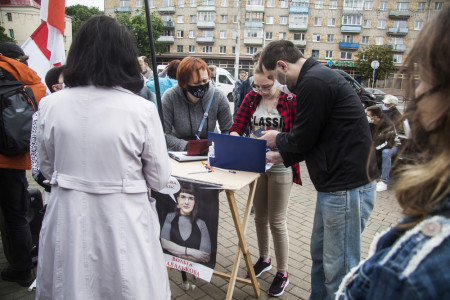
[21,0,66,85]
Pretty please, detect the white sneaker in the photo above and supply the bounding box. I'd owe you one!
[376,181,388,192]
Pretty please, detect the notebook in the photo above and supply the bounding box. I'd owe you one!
[207,132,267,173]
[168,151,208,162]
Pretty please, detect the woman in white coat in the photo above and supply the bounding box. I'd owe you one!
[36,16,171,299]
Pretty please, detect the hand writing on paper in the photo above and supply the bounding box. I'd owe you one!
[266,151,283,164]
[260,130,279,148]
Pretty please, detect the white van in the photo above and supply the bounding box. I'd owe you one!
[213,67,236,102]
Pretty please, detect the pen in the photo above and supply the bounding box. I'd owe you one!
[188,171,212,174]
[266,149,270,153]
[213,167,237,174]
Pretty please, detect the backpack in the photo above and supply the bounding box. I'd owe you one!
[0,68,38,155]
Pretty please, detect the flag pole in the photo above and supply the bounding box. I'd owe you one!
[143,0,164,128]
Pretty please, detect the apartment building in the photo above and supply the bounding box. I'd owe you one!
[105,0,446,81]
[0,0,73,56]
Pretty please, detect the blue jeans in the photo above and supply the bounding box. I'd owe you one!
[380,148,398,183]
[309,182,376,300]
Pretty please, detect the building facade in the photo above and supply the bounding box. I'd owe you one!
[105,0,445,86]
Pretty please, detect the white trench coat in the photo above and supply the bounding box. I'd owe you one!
[36,86,171,300]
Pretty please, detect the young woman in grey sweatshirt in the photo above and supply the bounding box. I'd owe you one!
[162,57,233,151]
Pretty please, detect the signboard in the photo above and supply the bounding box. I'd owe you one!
[371,60,380,69]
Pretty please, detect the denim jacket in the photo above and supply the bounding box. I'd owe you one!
[336,213,450,299]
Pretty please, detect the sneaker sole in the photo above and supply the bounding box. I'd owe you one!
[268,278,289,297]
[255,264,272,278]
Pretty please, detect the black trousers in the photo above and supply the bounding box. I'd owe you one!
[0,168,33,271]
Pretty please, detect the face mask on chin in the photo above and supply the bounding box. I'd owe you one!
[187,82,209,99]
[274,68,292,96]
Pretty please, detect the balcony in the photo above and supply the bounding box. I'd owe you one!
[387,27,408,35]
[389,10,411,19]
[292,40,306,47]
[157,6,175,13]
[289,6,309,14]
[245,21,264,28]
[157,36,174,43]
[114,6,132,12]
[289,23,308,31]
[389,44,407,52]
[197,5,215,11]
[197,21,215,28]
[246,4,265,12]
[341,25,362,33]
[244,37,263,45]
[196,37,214,44]
[339,42,360,50]
[163,21,174,28]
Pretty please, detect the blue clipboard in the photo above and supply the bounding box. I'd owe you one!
[208,132,267,173]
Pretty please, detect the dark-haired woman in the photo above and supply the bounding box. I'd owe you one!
[162,56,232,151]
[337,7,450,299]
[36,16,171,299]
[160,183,211,263]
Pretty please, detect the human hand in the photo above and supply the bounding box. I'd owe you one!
[260,130,279,148]
[266,151,283,164]
[230,131,240,136]
[187,249,211,263]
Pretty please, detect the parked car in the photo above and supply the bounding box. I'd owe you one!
[212,67,236,102]
[365,88,386,101]
[334,70,378,108]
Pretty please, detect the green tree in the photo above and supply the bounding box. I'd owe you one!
[0,26,15,43]
[355,45,395,81]
[115,11,165,59]
[65,4,103,36]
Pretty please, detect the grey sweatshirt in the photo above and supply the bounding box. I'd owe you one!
[162,82,233,151]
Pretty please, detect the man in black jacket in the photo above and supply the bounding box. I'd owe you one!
[259,41,378,300]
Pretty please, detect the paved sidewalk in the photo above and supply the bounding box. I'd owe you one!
[0,165,403,299]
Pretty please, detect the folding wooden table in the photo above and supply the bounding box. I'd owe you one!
[170,159,261,299]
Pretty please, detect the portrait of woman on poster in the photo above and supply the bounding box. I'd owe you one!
[160,183,211,263]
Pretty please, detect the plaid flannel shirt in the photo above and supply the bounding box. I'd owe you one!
[231,90,301,185]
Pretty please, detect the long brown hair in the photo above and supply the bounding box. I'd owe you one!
[395,7,450,227]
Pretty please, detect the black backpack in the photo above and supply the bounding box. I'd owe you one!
[0,68,38,155]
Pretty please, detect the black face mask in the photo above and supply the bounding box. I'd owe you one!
[187,82,209,99]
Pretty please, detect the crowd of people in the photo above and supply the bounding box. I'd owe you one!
[0,7,448,299]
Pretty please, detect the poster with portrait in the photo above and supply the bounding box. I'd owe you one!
[153,177,219,282]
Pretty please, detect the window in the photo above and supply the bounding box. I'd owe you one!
[267,0,274,7]
[343,35,353,43]
[325,50,333,59]
[279,32,286,40]
[245,12,264,22]
[434,2,443,10]
[344,0,363,10]
[315,0,323,9]
[265,32,273,40]
[121,0,130,6]
[189,30,196,38]
[328,18,336,26]
[177,30,184,37]
[233,15,238,23]
[232,46,236,54]
[149,0,155,7]
[313,34,320,42]
[178,0,183,7]
[280,0,288,8]
[376,36,384,45]
[162,29,174,36]
[189,45,195,53]
[177,15,184,23]
[392,37,404,45]
[161,0,171,6]
[246,30,258,38]
[342,15,362,25]
[220,30,226,38]
[417,2,426,11]
[294,33,305,41]
[177,45,183,52]
[266,16,274,24]
[365,1,372,10]
[290,14,308,27]
[198,12,215,22]
[9,29,14,38]
[362,36,369,44]
[312,50,319,58]
[280,16,287,25]
[190,15,196,23]
[393,20,407,28]
[327,34,334,42]
[397,2,409,10]
[232,31,238,39]
[414,21,423,30]
[190,0,197,7]
[234,0,239,7]
[363,19,371,28]
[202,46,212,53]
[329,0,337,9]
[314,17,322,26]
[340,51,352,60]
[377,19,386,29]
[221,0,228,7]
[393,54,402,63]
[203,0,214,5]
[379,1,387,10]
[202,30,213,38]
[6,13,12,22]
[221,15,227,23]
[247,47,258,54]
[220,46,226,54]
